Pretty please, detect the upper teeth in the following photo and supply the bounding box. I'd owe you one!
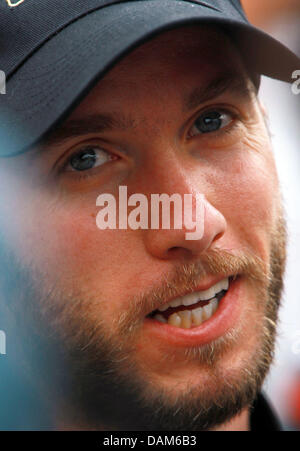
[157,278,229,312]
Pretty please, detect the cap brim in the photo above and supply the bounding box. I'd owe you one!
[1,0,299,157]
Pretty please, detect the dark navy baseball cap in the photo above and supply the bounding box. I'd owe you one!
[0,0,299,157]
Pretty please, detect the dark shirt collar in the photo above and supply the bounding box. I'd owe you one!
[250,392,282,431]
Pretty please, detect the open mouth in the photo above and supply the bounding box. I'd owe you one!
[147,277,231,329]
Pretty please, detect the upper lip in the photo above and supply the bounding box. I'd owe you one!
[146,274,235,317]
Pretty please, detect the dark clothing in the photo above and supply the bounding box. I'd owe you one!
[250,392,282,431]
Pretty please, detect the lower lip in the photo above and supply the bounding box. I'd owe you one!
[143,277,242,347]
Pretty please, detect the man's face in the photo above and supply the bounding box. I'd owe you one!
[0,26,286,430]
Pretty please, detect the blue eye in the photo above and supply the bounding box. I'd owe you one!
[190,110,233,136]
[66,146,113,172]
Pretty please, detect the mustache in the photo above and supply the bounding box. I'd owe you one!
[117,247,268,335]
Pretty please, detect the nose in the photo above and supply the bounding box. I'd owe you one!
[144,197,226,260]
[143,170,227,261]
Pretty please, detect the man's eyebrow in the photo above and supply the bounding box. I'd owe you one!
[38,113,138,150]
[183,73,254,112]
[37,73,254,151]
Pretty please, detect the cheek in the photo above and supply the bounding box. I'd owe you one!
[217,137,279,255]
[27,203,126,281]
[0,180,129,296]
[0,171,151,321]
[17,197,144,316]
